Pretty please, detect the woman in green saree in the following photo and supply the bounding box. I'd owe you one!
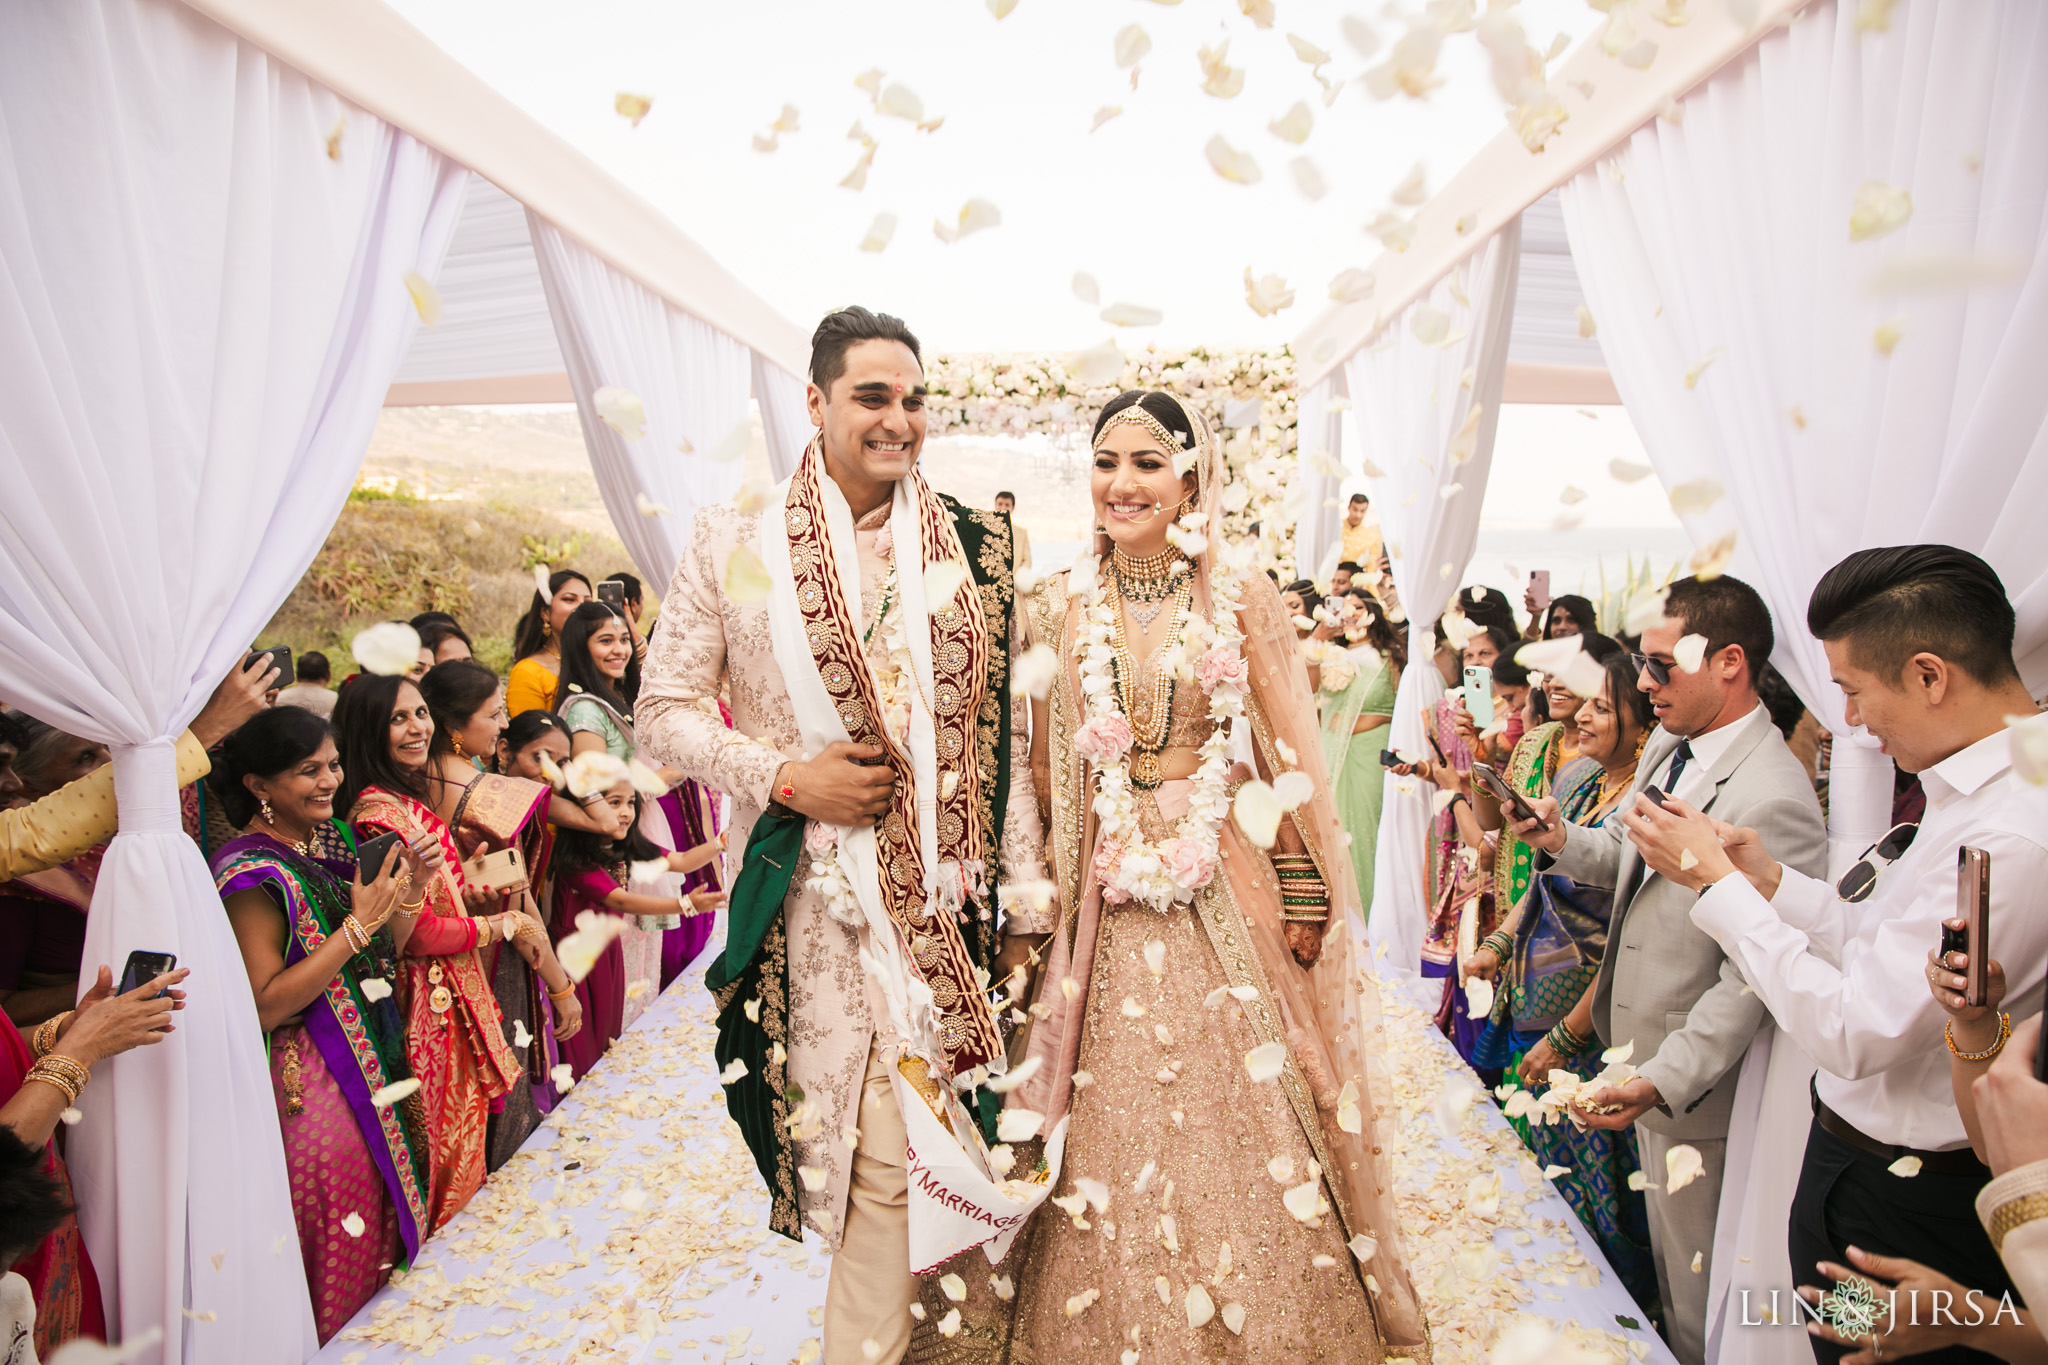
[1313,587,1403,911]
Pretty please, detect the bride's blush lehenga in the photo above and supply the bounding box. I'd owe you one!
[906,396,1426,1365]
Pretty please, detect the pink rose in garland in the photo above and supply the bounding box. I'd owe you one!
[873,523,895,560]
[1195,646,1249,695]
[1158,836,1218,893]
[803,820,843,857]
[1092,838,1132,903]
[1074,713,1135,765]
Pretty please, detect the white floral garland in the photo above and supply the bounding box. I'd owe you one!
[1070,548,1250,912]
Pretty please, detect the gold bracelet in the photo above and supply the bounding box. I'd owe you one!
[31,1012,71,1059]
[547,983,578,1003]
[395,893,426,918]
[1989,1190,2048,1253]
[1946,1012,2011,1063]
[26,1056,89,1106]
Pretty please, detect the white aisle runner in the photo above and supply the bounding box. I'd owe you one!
[315,934,1674,1364]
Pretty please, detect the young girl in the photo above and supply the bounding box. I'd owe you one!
[548,780,726,1079]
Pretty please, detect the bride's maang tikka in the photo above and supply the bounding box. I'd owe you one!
[1092,403,1191,461]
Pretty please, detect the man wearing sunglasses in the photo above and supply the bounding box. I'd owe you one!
[1512,573,1828,1364]
[1627,545,2048,1364]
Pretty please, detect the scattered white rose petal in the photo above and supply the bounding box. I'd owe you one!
[1673,633,1709,674]
[59,1107,82,1126]
[550,1062,575,1091]
[1849,180,1914,242]
[1232,780,1282,848]
[1666,1143,1706,1192]
[1101,301,1164,327]
[1267,102,1314,145]
[594,385,647,442]
[1668,479,1724,517]
[1889,1155,1923,1178]
[402,271,441,327]
[1185,1282,1216,1328]
[724,543,773,603]
[1244,1041,1287,1083]
[341,1211,366,1238]
[351,622,422,677]
[1204,135,1262,185]
[614,92,653,127]
[371,1078,420,1109]
[997,1109,1044,1143]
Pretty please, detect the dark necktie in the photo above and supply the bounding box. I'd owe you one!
[1664,739,1695,790]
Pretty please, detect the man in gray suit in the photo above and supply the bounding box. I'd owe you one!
[1515,574,1827,1364]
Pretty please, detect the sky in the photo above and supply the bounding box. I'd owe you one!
[385,0,1614,352]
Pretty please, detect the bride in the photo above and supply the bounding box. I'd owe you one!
[993,391,1428,1362]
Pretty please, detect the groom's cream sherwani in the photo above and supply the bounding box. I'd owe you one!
[638,485,1050,1351]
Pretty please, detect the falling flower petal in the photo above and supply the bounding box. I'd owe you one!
[1889,1154,1923,1178]
[594,386,647,441]
[360,976,393,1003]
[1272,770,1314,811]
[340,1211,367,1239]
[512,1017,532,1049]
[1464,974,1495,1017]
[1291,157,1327,201]
[1328,268,1375,303]
[325,117,345,160]
[371,1080,422,1111]
[719,1058,749,1085]
[1070,272,1102,306]
[1447,403,1485,465]
[1090,105,1123,133]
[1866,250,2029,295]
[614,92,653,127]
[1409,305,1450,345]
[351,622,422,677]
[1673,633,1709,674]
[924,559,969,613]
[1575,304,1597,339]
[1849,181,1914,242]
[1690,530,1738,580]
[1268,102,1314,145]
[1244,1041,1287,1083]
[858,213,898,253]
[1616,38,1657,69]
[1204,135,1262,185]
[1624,585,1672,635]
[1101,301,1164,327]
[1388,162,1428,207]
[1668,479,1723,517]
[1115,23,1151,66]
[1198,41,1245,98]
[1665,1143,1706,1193]
[557,909,630,981]
[1073,338,1126,385]
[724,543,773,603]
[1244,268,1295,317]
[1348,1232,1379,1262]
[551,1061,575,1091]
[997,1109,1044,1142]
[877,83,925,122]
[1232,780,1282,848]
[1685,348,1726,389]
[1367,212,1416,251]
[2007,713,2048,786]
[402,270,441,327]
[1281,1179,1323,1224]
[1609,458,1653,483]
[840,146,877,191]
[1874,317,1906,356]
[59,1107,82,1126]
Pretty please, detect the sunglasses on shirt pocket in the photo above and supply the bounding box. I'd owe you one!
[1835,821,1919,903]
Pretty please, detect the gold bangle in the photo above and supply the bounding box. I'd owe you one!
[1989,1190,2048,1253]
[26,1056,89,1106]
[547,984,578,1003]
[31,1012,71,1059]
[1946,1012,2011,1063]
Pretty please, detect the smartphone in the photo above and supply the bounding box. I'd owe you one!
[1463,666,1495,729]
[118,950,177,998]
[245,645,291,682]
[1379,748,1404,769]
[1472,761,1549,831]
[1958,846,1991,1009]
[1529,570,1552,611]
[1641,785,1670,810]
[597,579,627,610]
[356,830,403,883]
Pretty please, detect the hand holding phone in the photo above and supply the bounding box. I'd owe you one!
[1528,570,1552,613]
[1379,748,1404,769]
[118,950,178,999]
[597,579,627,610]
[1472,762,1549,831]
[1463,666,1495,729]
[1959,846,1991,1009]
[356,831,403,884]
[245,645,291,684]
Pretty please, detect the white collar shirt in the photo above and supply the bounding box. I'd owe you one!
[1662,702,1762,809]
[1691,728,2048,1150]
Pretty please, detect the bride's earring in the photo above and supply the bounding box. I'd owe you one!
[1178,495,1197,519]
[259,796,274,824]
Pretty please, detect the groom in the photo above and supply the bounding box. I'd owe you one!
[637,306,1051,1365]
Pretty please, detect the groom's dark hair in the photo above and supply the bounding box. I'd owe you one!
[810,306,922,393]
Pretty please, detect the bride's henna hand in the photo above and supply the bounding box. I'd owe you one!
[1285,921,1324,968]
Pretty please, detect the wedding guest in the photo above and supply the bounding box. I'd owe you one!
[418,621,473,667]
[1318,587,1401,910]
[1635,547,2048,1365]
[6,721,107,803]
[1511,573,1827,1365]
[0,1124,70,1360]
[494,710,570,787]
[992,492,1031,569]
[1460,585,1520,638]
[276,651,337,719]
[1463,624,1516,673]
[417,661,599,1168]
[1542,594,1600,641]
[0,657,273,882]
[1339,490,1382,570]
[548,779,723,1080]
[1330,560,1362,597]
[1280,578,1323,638]
[335,673,524,1230]
[208,706,429,1342]
[506,570,594,717]
[1968,1014,2048,1345]
[3,960,187,1357]
[1466,650,1659,1316]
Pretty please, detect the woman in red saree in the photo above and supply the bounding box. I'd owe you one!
[1,961,186,1356]
[334,673,526,1230]
[417,661,614,1169]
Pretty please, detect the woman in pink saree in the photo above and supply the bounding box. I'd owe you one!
[985,392,1429,1363]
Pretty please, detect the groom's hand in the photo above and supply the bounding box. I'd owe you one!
[775,742,896,825]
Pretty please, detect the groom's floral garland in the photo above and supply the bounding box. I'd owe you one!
[1070,549,1249,912]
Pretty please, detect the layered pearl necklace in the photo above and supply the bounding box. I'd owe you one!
[1072,547,1249,912]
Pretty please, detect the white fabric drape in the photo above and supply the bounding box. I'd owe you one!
[1345,221,1522,969]
[751,353,813,484]
[1560,5,2048,1360]
[1291,373,1345,582]
[530,216,754,588]
[0,2,466,1359]
[1561,0,2048,867]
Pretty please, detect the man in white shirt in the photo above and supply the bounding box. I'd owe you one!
[1626,545,2048,1365]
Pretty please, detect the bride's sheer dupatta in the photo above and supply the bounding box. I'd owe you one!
[1013,396,1427,1355]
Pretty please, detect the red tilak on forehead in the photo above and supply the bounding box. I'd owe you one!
[893,376,905,394]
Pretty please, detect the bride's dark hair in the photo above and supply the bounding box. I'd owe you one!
[1090,391,1199,451]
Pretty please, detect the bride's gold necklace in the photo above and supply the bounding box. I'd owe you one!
[1107,568,1190,791]
[1110,543,1186,629]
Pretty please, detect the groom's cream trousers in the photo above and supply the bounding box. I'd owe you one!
[823,1041,917,1365]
